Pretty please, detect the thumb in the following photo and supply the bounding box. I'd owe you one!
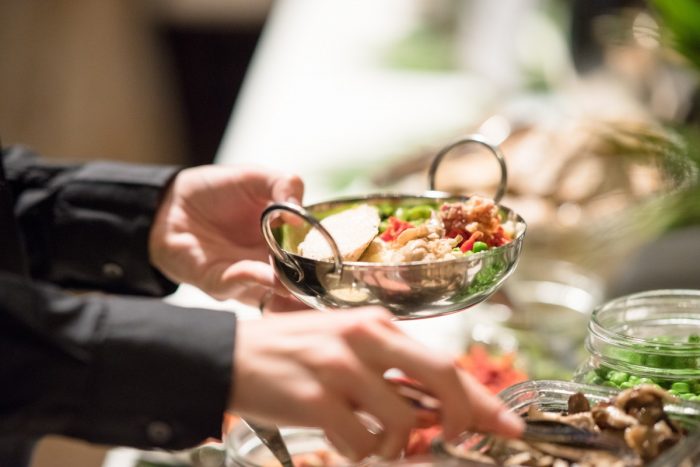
[204,260,277,301]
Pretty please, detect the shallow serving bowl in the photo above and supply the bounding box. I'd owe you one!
[438,380,700,466]
[260,136,527,320]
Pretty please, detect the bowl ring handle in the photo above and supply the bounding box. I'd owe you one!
[427,134,508,203]
[261,202,344,282]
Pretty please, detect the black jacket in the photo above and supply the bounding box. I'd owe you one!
[0,146,236,459]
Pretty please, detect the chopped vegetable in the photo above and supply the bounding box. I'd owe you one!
[379,216,413,242]
[459,231,483,252]
[455,344,528,394]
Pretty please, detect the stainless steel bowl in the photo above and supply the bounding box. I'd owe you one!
[260,136,527,320]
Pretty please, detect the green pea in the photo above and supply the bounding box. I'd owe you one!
[608,371,629,385]
[472,241,488,253]
[379,220,389,233]
[690,395,700,402]
[628,375,640,384]
[669,389,681,396]
[637,377,655,385]
[620,382,635,389]
[672,382,691,393]
[602,381,619,388]
[681,393,695,400]
[584,372,605,386]
[394,207,407,221]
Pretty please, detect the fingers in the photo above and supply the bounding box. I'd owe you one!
[343,310,523,441]
[321,361,417,459]
[320,404,380,461]
[233,306,522,463]
[452,371,524,439]
[270,173,304,206]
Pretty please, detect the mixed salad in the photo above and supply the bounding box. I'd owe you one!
[298,195,517,264]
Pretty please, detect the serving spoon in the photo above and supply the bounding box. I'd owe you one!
[243,419,295,467]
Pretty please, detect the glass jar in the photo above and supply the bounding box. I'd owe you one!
[574,289,700,400]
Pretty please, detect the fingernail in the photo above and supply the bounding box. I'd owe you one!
[286,196,300,205]
[497,410,525,437]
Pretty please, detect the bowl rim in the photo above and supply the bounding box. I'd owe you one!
[275,191,527,269]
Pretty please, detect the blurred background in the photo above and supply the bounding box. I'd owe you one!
[2,0,700,466]
[0,0,271,166]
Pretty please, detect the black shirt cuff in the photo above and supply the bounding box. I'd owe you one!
[4,146,180,296]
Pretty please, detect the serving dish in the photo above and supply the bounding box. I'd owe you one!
[260,135,527,319]
[437,380,700,466]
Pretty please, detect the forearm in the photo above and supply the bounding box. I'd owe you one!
[0,272,235,449]
[2,145,180,295]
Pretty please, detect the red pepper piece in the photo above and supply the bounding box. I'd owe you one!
[379,216,413,242]
[486,226,509,247]
[460,231,483,252]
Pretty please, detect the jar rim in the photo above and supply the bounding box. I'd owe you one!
[590,289,700,347]
[584,289,700,378]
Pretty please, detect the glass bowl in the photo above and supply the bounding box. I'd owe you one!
[225,423,351,467]
[437,380,700,466]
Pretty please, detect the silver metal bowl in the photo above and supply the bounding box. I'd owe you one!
[260,135,527,320]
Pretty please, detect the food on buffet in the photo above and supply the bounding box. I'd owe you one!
[298,204,380,261]
[297,195,515,264]
[447,385,688,466]
[455,344,528,394]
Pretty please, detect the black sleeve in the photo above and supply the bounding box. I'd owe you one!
[2,145,179,296]
[0,272,236,449]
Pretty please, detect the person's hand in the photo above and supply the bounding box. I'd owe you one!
[149,165,303,303]
[230,307,524,461]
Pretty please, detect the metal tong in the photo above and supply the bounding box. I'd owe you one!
[389,377,629,453]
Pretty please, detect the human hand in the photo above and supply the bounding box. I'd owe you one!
[149,165,303,303]
[230,307,524,461]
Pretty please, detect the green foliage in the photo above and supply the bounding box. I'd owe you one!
[651,0,700,71]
